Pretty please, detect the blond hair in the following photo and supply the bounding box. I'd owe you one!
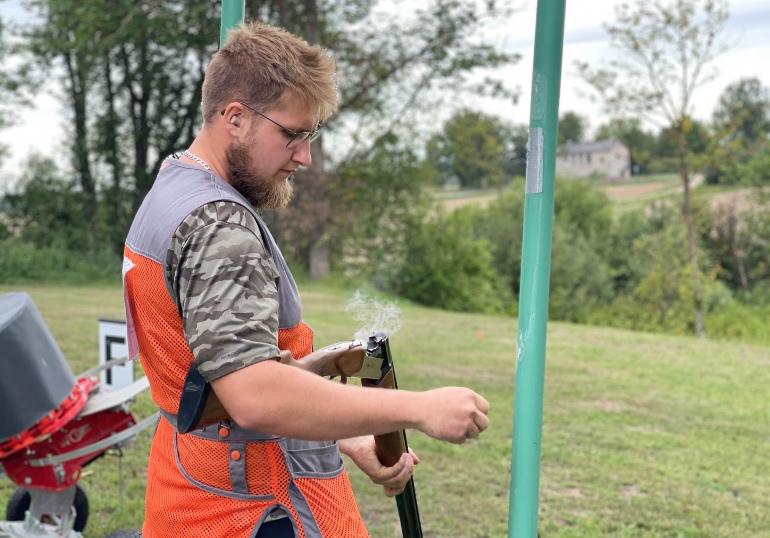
[202,23,337,124]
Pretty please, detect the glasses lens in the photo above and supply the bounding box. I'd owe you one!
[287,131,320,149]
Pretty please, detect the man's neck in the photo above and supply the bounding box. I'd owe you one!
[182,130,229,183]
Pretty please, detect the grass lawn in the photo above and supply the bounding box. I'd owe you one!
[1,284,770,537]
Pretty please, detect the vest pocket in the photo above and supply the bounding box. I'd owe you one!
[284,440,345,479]
[174,430,275,500]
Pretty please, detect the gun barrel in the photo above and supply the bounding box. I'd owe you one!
[362,334,423,538]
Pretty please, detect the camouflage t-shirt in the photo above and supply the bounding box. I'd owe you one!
[165,201,281,382]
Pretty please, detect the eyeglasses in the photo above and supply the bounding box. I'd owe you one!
[221,102,322,149]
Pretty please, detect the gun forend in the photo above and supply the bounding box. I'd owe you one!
[279,339,377,380]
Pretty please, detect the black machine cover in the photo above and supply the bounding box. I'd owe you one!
[0,292,76,443]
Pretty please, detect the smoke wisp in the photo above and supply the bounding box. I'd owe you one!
[346,290,402,342]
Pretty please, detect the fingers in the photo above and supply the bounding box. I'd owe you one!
[476,393,490,415]
[387,452,415,496]
[374,451,415,497]
[476,408,490,434]
[418,387,491,444]
[463,410,490,443]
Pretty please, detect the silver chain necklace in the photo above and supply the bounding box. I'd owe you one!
[182,150,211,171]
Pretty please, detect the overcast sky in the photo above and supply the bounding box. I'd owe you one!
[0,0,768,179]
[471,0,770,130]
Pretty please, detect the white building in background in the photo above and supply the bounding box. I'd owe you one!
[555,139,631,180]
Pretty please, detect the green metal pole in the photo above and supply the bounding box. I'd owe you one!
[508,1,566,537]
[220,0,245,47]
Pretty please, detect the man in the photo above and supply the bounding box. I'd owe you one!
[123,22,489,538]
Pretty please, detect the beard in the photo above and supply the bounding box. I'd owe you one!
[226,140,294,209]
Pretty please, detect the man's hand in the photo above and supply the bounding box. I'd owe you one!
[339,436,420,497]
[416,387,490,444]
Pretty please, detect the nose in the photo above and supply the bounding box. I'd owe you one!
[291,138,312,167]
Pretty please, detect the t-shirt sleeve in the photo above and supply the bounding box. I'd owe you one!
[166,201,281,382]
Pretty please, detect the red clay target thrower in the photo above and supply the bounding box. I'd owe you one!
[0,292,157,538]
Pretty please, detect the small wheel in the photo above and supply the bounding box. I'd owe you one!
[103,531,142,538]
[5,484,89,532]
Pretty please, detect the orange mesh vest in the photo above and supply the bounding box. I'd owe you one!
[123,161,367,538]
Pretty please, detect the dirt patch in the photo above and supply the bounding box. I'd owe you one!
[590,399,624,412]
[603,182,673,201]
[439,194,498,211]
[621,484,646,499]
[709,188,755,213]
[551,486,583,499]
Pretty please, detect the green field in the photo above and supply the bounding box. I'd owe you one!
[1,284,770,537]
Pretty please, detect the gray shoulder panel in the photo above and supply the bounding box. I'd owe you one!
[125,160,302,329]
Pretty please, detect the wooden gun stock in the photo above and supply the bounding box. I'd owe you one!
[362,369,407,467]
[278,340,368,379]
[178,340,368,433]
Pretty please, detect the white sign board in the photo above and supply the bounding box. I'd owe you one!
[98,319,133,391]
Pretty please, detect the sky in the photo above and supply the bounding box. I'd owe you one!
[470,0,770,131]
[0,0,768,179]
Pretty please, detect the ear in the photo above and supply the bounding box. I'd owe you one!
[221,103,246,135]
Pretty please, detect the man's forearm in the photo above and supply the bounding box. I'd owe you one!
[211,358,490,445]
[211,359,422,441]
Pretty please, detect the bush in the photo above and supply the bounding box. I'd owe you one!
[386,207,513,315]
[0,238,121,284]
[705,301,770,345]
[646,157,679,175]
[548,226,614,323]
[478,178,615,321]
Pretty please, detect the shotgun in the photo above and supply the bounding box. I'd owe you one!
[176,332,423,537]
[362,333,424,538]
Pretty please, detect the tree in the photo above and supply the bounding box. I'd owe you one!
[0,17,11,165]
[21,0,219,245]
[509,124,529,178]
[479,178,616,322]
[657,118,711,156]
[576,0,730,337]
[425,109,516,189]
[0,15,30,167]
[13,0,519,276]
[261,0,520,276]
[713,77,770,143]
[705,78,770,184]
[557,111,588,145]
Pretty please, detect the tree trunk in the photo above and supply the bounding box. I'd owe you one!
[303,0,330,280]
[103,58,126,236]
[245,0,260,21]
[677,128,705,337]
[729,210,750,291]
[278,0,288,27]
[124,38,153,211]
[65,50,97,224]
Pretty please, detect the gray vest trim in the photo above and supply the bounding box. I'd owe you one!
[288,482,322,538]
[125,159,302,328]
[229,441,248,495]
[159,409,280,442]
